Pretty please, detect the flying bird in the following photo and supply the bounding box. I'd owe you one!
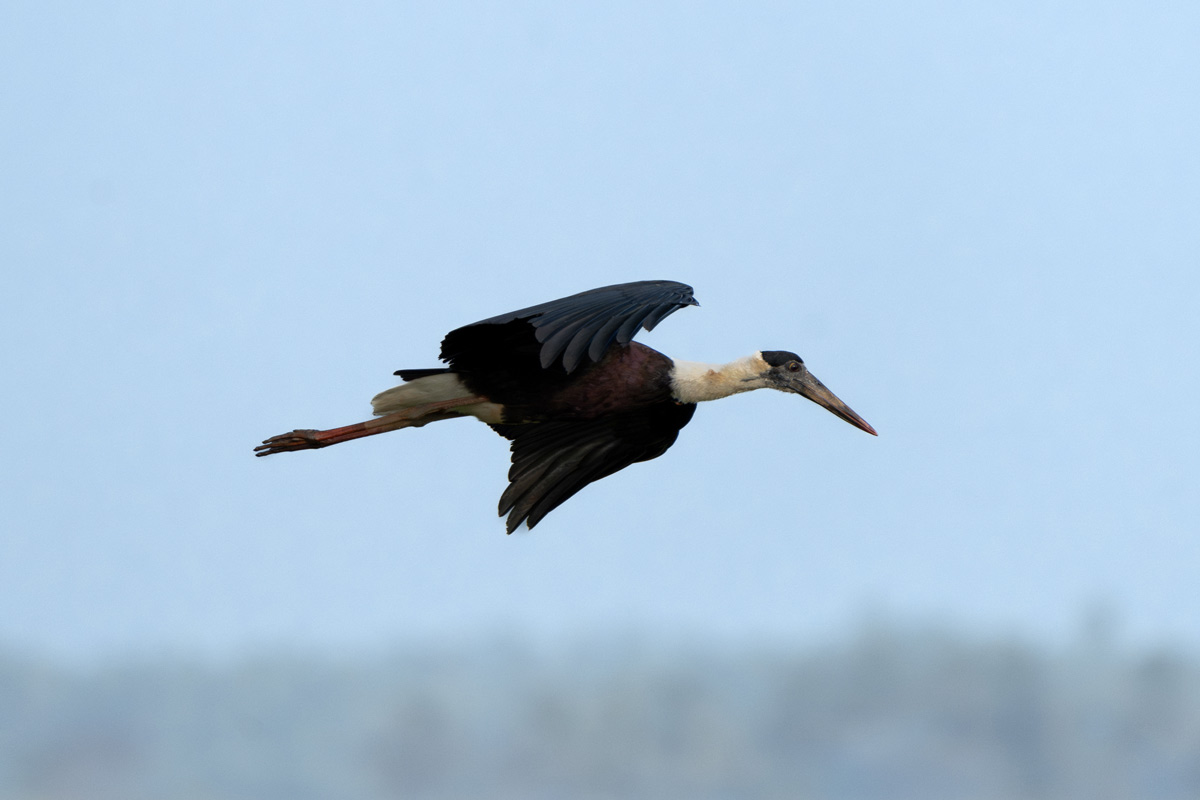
[256,280,876,532]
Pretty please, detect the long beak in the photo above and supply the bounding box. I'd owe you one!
[789,370,877,436]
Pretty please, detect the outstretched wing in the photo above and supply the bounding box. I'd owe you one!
[440,280,697,374]
[491,402,696,533]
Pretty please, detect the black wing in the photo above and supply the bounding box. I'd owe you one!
[440,280,697,374]
[491,402,696,533]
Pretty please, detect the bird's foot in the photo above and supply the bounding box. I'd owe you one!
[254,429,328,456]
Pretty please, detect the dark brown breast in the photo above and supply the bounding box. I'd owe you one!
[544,342,675,419]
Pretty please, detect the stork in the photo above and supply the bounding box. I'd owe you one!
[255,280,876,532]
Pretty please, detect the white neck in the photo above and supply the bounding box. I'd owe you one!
[670,353,771,403]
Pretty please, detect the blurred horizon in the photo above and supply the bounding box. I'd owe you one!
[0,596,1175,670]
[5,610,1199,799]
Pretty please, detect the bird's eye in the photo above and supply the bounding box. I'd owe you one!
[786,360,802,372]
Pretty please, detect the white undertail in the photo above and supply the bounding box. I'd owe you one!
[371,373,504,424]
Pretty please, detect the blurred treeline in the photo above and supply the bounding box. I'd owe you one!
[3,618,1198,800]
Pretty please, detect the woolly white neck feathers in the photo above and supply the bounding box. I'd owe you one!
[669,353,772,404]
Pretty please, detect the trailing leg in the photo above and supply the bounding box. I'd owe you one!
[253,395,487,456]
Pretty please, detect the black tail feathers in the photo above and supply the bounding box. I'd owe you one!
[394,367,454,382]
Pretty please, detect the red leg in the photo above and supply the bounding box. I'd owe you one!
[254,396,487,457]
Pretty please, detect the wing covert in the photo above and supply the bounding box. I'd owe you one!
[441,280,697,374]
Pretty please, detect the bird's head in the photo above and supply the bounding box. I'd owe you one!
[757,350,877,436]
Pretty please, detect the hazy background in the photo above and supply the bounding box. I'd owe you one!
[2,1,1198,796]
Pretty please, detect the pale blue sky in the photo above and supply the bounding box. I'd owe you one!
[2,2,1197,660]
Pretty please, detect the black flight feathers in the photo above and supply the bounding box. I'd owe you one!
[490,402,696,533]
[443,280,697,374]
